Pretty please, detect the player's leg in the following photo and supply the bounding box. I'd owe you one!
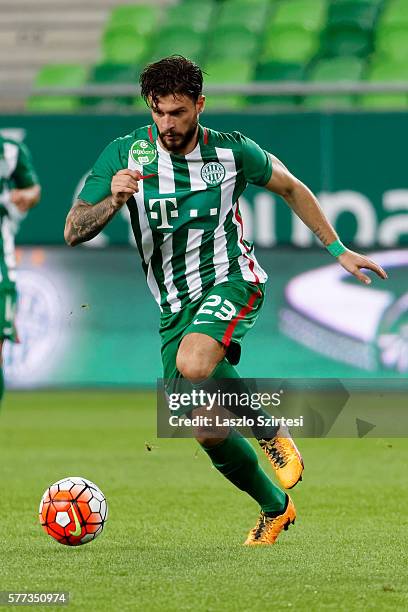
[208,358,304,490]
[160,282,297,544]
[176,332,288,515]
[0,287,17,408]
[179,281,303,489]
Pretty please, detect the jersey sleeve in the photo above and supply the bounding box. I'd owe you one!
[78,139,123,204]
[240,134,272,186]
[12,142,39,188]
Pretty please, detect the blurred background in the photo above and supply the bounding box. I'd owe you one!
[1,0,407,388]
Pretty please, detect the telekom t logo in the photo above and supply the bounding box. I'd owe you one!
[148,197,178,229]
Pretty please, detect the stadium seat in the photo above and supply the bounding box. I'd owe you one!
[249,61,305,106]
[305,57,365,108]
[165,1,214,33]
[321,0,380,57]
[208,25,259,60]
[149,27,205,64]
[204,60,253,109]
[83,63,139,108]
[27,64,88,111]
[359,60,408,108]
[102,25,150,64]
[108,4,160,36]
[322,27,372,58]
[262,25,319,63]
[270,0,327,32]
[376,26,408,63]
[327,0,380,29]
[216,0,269,32]
[381,0,408,25]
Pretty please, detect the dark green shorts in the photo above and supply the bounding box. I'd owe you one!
[160,278,265,380]
[0,286,17,342]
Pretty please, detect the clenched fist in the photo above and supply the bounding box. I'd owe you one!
[111,169,142,207]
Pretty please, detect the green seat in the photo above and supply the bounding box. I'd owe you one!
[108,4,160,36]
[305,57,365,108]
[322,26,373,57]
[309,56,365,80]
[322,0,379,57]
[90,62,138,81]
[360,60,408,108]
[376,26,408,63]
[262,25,319,62]
[149,27,204,63]
[255,61,305,81]
[102,25,150,64]
[381,0,408,25]
[83,63,139,108]
[208,25,259,60]
[27,64,88,111]
[230,0,269,5]
[270,0,327,32]
[204,60,253,109]
[327,0,380,29]
[165,1,214,33]
[365,0,387,4]
[216,0,269,32]
[250,61,305,106]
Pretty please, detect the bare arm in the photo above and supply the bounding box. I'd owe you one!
[10,184,41,212]
[264,154,387,284]
[64,168,141,246]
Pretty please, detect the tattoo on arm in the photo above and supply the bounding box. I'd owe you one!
[312,225,332,247]
[64,197,119,246]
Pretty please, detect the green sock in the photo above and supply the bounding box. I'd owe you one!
[201,430,286,513]
[207,359,279,440]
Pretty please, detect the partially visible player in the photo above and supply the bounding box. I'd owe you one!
[0,134,41,404]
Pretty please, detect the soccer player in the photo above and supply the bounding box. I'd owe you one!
[0,133,41,403]
[64,56,387,545]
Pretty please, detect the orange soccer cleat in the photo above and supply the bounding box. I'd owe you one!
[244,495,296,546]
[259,426,304,489]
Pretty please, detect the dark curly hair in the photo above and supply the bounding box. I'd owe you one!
[140,55,203,106]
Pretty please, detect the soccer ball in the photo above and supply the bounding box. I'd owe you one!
[39,476,108,546]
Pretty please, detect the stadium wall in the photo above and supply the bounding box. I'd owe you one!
[2,112,408,249]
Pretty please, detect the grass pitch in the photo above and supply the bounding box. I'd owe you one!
[0,391,407,611]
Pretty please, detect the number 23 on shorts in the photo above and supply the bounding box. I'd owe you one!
[194,294,237,323]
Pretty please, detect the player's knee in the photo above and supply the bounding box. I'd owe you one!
[176,334,225,382]
[176,354,213,382]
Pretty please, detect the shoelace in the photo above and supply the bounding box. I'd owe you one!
[253,512,280,540]
[253,513,268,539]
[263,439,288,468]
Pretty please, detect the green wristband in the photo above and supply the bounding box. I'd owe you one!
[327,239,347,257]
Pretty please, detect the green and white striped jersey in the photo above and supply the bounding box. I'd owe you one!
[0,135,39,287]
[79,124,272,313]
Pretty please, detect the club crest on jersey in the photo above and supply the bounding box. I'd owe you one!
[130,139,157,165]
[201,162,226,186]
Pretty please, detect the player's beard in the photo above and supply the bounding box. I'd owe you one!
[158,119,199,153]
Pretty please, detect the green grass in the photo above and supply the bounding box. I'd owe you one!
[0,391,408,611]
